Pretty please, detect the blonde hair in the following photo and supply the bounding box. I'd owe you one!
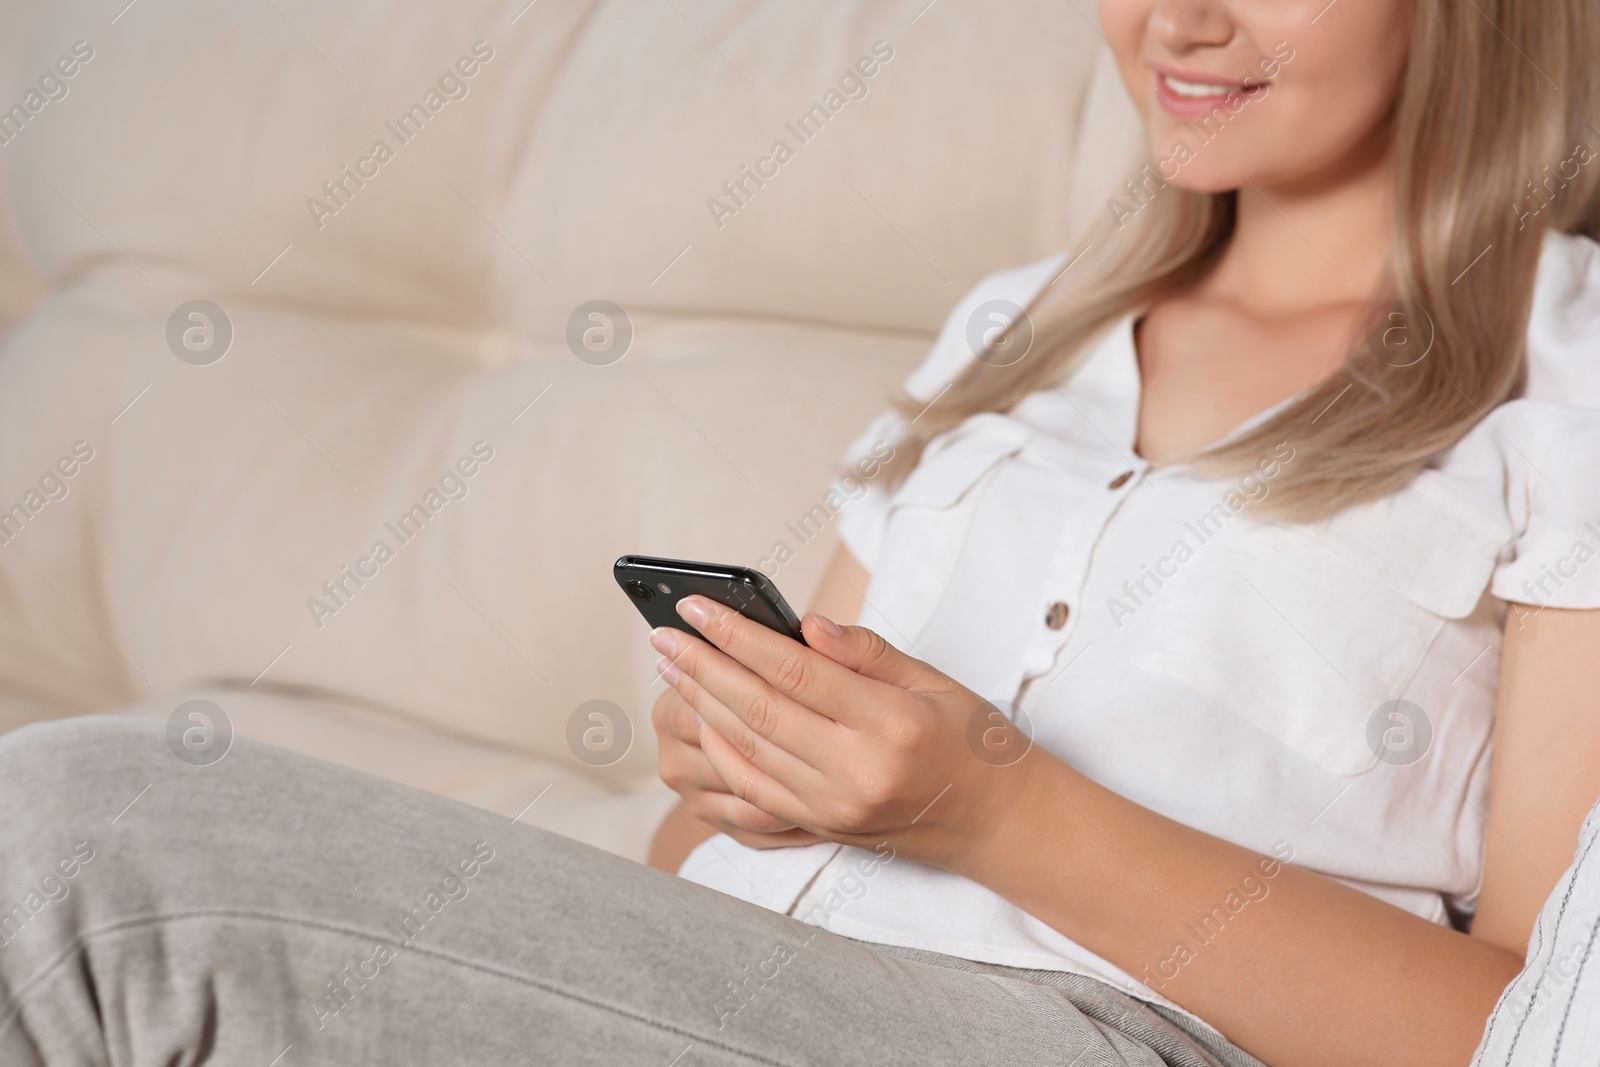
[880,0,1600,520]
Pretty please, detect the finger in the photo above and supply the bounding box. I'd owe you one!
[657,734,803,834]
[671,596,889,731]
[655,642,827,779]
[724,826,825,850]
[657,732,732,797]
[689,789,806,836]
[697,716,811,829]
[651,684,703,747]
[801,614,953,695]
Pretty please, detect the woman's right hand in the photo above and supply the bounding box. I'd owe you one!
[646,545,866,871]
[649,682,822,868]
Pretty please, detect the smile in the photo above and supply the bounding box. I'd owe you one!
[1160,73,1245,98]
[1151,65,1267,117]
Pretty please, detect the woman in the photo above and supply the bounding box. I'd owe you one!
[3,0,1598,1064]
[647,0,1600,1063]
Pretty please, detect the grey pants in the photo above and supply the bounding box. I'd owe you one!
[0,716,1267,1066]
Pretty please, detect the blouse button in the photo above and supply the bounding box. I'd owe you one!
[1045,600,1071,630]
[1108,469,1134,490]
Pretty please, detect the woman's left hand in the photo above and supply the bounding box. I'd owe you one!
[648,594,1044,868]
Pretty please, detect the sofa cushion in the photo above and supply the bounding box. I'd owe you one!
[0,272,922,789]
[0,0,598,331]
[0,0,1143,845]
[493,1,1141,339]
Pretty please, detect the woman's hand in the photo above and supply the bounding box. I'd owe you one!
[648,596,1043,868]
[650,680,823,852]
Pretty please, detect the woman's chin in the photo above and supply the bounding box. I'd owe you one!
[1128,131,1265,197]
[1146,166,1250,197]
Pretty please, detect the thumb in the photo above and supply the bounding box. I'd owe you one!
[802,613,941,691]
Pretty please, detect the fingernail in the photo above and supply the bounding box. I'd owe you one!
[677,596,710,630]
[655,656,681,684]
[649,627,678,656]
[810,612,842,638]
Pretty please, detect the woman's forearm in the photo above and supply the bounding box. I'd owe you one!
[647,809,715,872]
[647,597,1526,1064]
[962,751,1523,1067]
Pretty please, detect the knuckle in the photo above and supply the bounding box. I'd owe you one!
[743,691,779,740]
[650,689,674,730]
[880,709,928,755]
[835,776,893,834]
[656,712,681,746]
[859,627,892,663]
[728,772,761,808]
[832,797,872,833]
[657,747,686,787]
[669,703,699,745]
[652,708,673,744]
[733,725,760,764]
[770,648,811,695]
[862,772,897,814]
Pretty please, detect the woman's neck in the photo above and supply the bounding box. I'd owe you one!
[1204,130,1396,314]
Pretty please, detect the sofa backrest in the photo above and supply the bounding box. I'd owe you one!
[0,0,1140,344]
[0,0,1144,778]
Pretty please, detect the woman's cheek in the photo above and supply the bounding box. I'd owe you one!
[1098,0,1154,111]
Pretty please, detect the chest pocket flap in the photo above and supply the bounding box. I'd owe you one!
[863,415,1033,660]
[1308,470,1510,619]
[887,413,1034,511]
[1132,469,1511,776]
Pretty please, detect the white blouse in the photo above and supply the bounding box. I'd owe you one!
[681,230,1600,1020]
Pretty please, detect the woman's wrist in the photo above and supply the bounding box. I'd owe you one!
[949,743,1086,883]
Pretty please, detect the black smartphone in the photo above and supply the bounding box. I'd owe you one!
[613,555,807,646]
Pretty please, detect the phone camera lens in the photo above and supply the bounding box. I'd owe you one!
[624,580,654,602]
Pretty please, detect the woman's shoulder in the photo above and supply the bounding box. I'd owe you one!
[953,250,1074,317]
[902,251,1073,399]
[1525,229,1600,406]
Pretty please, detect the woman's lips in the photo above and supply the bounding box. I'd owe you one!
[1149,63,1267,119]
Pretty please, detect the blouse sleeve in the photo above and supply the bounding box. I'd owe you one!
[832,252,1067,572]
[1489,400,1600,609]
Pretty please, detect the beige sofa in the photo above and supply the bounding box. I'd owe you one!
[0,0,1141,861]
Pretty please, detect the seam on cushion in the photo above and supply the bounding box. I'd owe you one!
[0,908,802,1067]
